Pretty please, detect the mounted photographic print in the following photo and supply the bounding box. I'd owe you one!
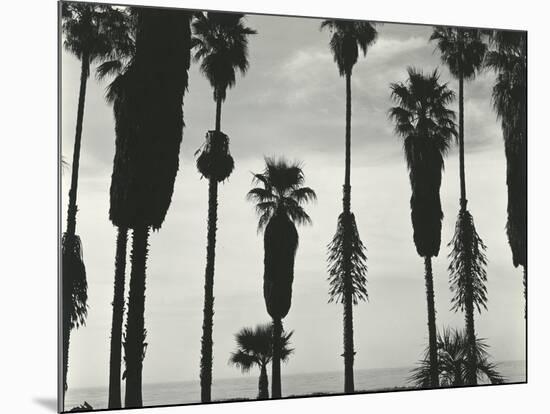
[59,0,527,412]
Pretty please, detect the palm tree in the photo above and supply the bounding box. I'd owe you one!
[410,327,504,387]
[389,67,457,388]
[61,2,132,400]
[431,27,489,386]
[191,12,256,403]
[485,31,527,313]
[229,323,294,399]
[321,18,377,394]
[96,11,137,410]
[108,8,192,407]
[247,157,316,398]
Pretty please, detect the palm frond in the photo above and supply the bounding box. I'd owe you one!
[62,233,88,329]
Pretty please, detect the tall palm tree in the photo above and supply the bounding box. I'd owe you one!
[247,157,316,398]
[97,11,137,410]
[389,67,457,388]
[108,8,192,407]
[191,12,256,403]
[61,2,132,400]
[229,323,294,399]
[485,31,527,313]
[410,327,504,387]
[431,27,488,386]
[321,19,377,394]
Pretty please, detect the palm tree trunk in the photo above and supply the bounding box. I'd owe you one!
[199,96,223,403]
[200,178,218,403]
[258,364,269,399]
[341,70,356,394]
[124,226,150,408]
[66,52,90,238]
[108,226,128,409]
[62,305,71,403]
[464,288,477,385]
[458,70,467,210]
[343,280,355,393]
[424,256,439,387]
[62,53,90,403]
[271,318,283,398]
[523,264,527,318]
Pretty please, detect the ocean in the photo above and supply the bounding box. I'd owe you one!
[65,360,526,410]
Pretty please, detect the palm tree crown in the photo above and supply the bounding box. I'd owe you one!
[389,67,456,257]
[410,327,504,387]
[62,3,134,74]
[230,324,294,371]
[247,157,317,230]
[430,27,487,80]
[320,19,378,76]
[192,12,257,101]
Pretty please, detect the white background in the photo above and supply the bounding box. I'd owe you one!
[0,0,546,413]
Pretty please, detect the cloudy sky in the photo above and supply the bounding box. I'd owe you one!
[61,11,525,391]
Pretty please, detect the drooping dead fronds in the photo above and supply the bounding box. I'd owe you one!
[327,211,368,304]
[62,233,88,328]
[196,130,235,182]
[448,209,488,313]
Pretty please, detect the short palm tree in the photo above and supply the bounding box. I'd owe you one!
[431,27,489,385]
[247,157,316,398]
[321,18,377,394]
[191,12,256,403]
[108,8,192,407]
[410,327,504,387]
[389,67,457,388]
[485,31,527,313]
[61,2,132,400]
[229,324,294,399]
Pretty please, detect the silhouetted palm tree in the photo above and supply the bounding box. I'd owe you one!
[93,10,137,410]
[389,67,457,388]
[191,11,256,403]
[485,31,527,313]
[431,27,488,386]
[108,8,192,407]
[321,18,377,394]
[229,323,294,399]
[61,2,132,400]
[410,327,504,387]
[247,157,316,398]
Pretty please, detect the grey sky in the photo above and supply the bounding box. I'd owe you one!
[62,12,525,390]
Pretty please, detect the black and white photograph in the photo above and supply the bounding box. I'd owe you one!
[58,1,527,412]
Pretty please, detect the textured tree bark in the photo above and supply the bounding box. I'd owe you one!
[108,227,128,409]
[124,226,150,408]
[258,364,269,399]
[464,285,477,385]
[424,256,439,387]
[62,307,71,403]
[200,178,218,403]
[271,318,283,398]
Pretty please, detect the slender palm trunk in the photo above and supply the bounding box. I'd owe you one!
[63,52,90,402]
[108,227,128,409]
[200,96,223,403]
[464,285,477,385]
[341,70,355,393]
[458,70,467,210]
[271,318,283,398]
[66,53,90,238]
[258,363,269,399]
[424,256,439,387]
[124,226,150,408]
